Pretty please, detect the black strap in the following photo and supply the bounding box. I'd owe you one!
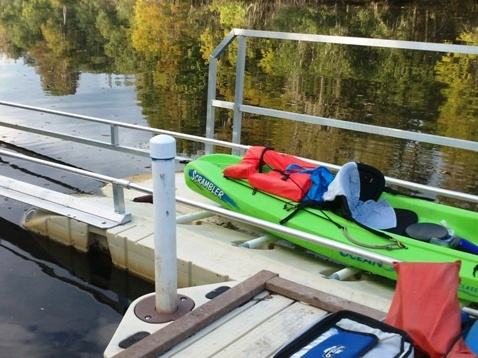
[280,200,329,225]
[258,147,273,173]
[279,202,308,225]
[444,331,465,357]
[280,199,407,250]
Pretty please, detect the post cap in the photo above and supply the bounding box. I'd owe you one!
[150,135,176,159]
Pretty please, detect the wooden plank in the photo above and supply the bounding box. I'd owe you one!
[166,293,295,356]
[113,270,278,358]
[160,293,269,357]
[265,276,385,320]
[216,301,327,357]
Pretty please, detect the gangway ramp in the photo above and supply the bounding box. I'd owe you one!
[0,175,131,229]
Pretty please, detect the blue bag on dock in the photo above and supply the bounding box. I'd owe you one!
[273,310,414,358]
[299,326,378,357]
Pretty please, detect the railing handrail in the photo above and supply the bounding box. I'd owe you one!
[210,101,478,153]
[0,100,246,159]
[231,29,478,55]
[0,148,143,191]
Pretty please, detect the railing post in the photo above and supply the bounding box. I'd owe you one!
[205,57,218,154]
[110,124,119,146]
[231,35,246,156]
[150,134,178,313]
[112,183,126,214]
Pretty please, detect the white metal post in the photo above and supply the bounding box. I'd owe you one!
[150,134,177,314]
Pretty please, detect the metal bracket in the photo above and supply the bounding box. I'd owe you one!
[134,294,195,324]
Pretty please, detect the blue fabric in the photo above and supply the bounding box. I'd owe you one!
[465,320,478,354]
[301,327,377,357]
[322,162,396,229]
[285,165,334,202]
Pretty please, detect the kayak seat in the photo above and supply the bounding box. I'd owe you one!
[282,161,419,234]
[385,208,418,236]
[357,163,418,235]
[323,162,396,229]
[356,163,385,202]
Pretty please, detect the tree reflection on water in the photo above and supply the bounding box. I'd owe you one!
[0,1,477,356]
[1,0,477,204]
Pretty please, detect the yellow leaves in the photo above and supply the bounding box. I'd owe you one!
[210,1,246,28]
[457,31,478,45]
[131,0,182,58]
[434,30,478,141]
[41,22,71,56]
[259,48,275,74]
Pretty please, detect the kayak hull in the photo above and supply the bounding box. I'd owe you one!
[185,154,478,303]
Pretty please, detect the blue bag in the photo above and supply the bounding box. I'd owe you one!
[273,310,414,358]
[284,164,334,202]
[301,326,378,357]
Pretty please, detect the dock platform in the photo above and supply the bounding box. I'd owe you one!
[108,270,384,357]
[18,169,399,357]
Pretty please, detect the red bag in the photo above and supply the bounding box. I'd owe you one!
[223,146,316,179]
[248,170,312,202]
[385,261,477,358]
[223,146,316,201]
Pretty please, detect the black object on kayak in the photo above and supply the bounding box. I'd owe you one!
[405,222,478,255]
[405,223,449,242]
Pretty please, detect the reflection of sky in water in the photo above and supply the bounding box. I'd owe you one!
[0,57,147,129]
[0,57,140,115]
[0,57,44,100]
[0,59,153,181]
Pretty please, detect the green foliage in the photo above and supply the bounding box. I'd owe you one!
[435,33,478,141]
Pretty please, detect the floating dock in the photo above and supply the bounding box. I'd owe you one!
[21,171,396,309]
[19,168,399,357]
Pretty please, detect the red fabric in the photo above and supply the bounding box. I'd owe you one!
[223,146,316,201]
[223,146,316,179]
[261,149,316,171]
[222,146,265,179]
[248,170,312,202]
[385,261,477,358]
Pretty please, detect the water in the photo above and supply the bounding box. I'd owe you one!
[1,1,478,356]
[0,58,154,357]
[0,217,153,357]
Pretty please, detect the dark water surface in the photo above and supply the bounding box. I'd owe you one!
[1,1,478,356]
[0,217,153,357]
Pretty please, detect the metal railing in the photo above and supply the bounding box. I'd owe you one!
[1,100,477,209]
[206,29,478,155]
[0,140,403,266]
[0,100,245,162]
[0,148,147,215]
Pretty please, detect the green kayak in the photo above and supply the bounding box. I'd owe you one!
[184,153,478,303]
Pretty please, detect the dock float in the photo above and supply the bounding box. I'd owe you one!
[107,270,384,357]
